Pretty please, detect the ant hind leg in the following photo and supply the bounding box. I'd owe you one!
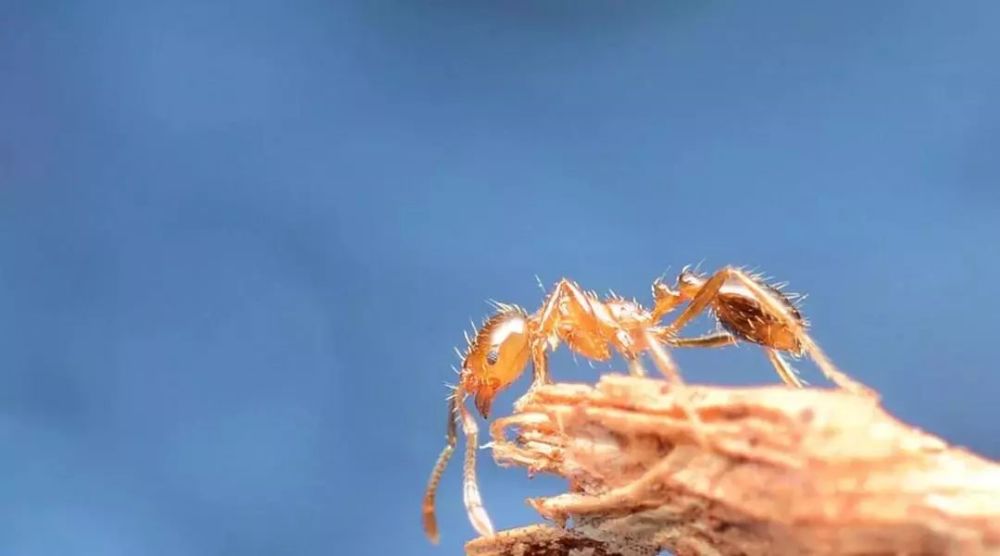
[764,347,805,388]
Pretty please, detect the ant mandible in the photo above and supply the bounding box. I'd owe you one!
[421,265,876,544]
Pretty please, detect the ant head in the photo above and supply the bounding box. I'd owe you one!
[676,266,707,299]
[461,303,531,419]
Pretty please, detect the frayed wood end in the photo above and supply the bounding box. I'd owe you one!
[473,375,1000,556]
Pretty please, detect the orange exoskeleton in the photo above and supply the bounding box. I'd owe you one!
[422,266,875,544]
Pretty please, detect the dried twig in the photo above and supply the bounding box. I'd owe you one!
[470,375,1000,556]
[465,523,659,556]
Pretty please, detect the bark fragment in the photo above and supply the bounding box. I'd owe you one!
[474,375,1000,556]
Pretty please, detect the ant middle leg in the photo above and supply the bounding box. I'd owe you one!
[641,328,707,447]
[641,329,684,386]
[627,356,648,377]
[667,331,738,349]
[653,330,807,388]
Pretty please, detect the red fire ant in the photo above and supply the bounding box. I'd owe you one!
[421,265,875,544]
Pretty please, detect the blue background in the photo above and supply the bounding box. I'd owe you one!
[2,1,998,554]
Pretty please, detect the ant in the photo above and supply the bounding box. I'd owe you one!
[421,265,875,544]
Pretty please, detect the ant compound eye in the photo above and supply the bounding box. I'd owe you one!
[486,348,499,365]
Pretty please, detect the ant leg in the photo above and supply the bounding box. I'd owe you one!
[641,329,707,447]
[456,390,495,538]
[627,355,647,377]
[529,342,551,389]
[641,329,684,385]
[514,344,551,413]
[660,269,733,337]
[764,348,805,388]
[422,394,459,543]
[667,331,737,349]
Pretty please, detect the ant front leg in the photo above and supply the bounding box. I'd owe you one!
[513,341,551,414]
[529,340,551,389]
[455,390,495,539]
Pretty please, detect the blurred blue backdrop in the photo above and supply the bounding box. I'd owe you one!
[2,1,998,554]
